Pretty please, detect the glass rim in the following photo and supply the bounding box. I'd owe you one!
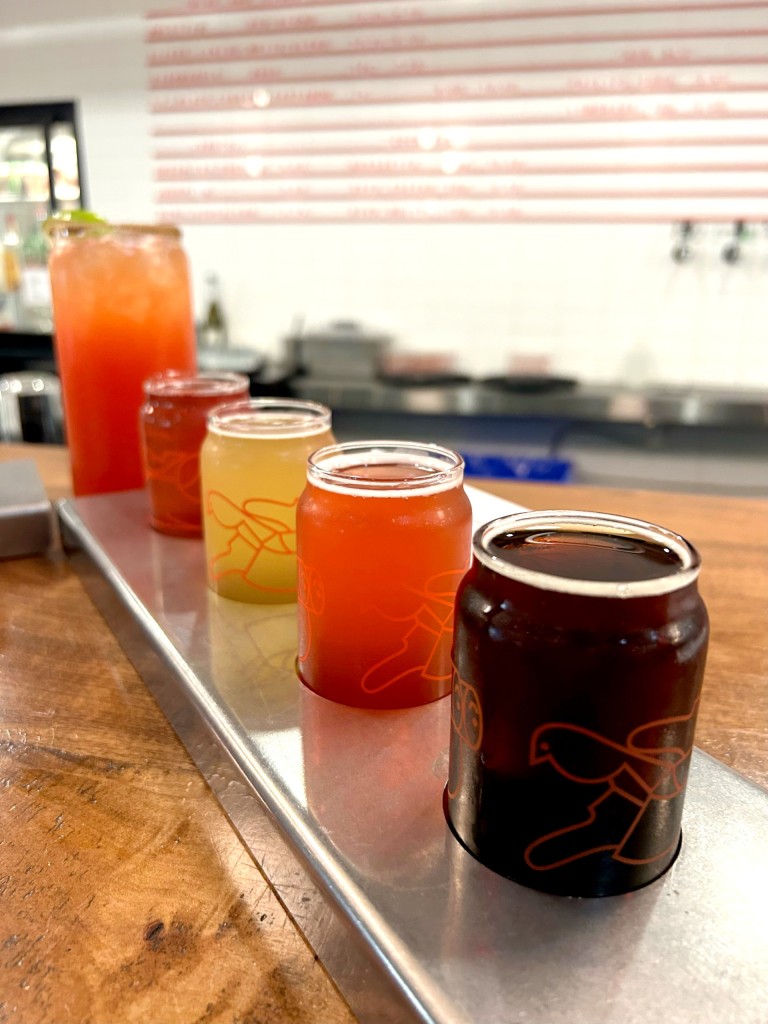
[474,509,701,599]
[307,439,465,495]
[142,370,250,398]
[47,221,182,240]
[113,223,182,238]
[207,397,332,438]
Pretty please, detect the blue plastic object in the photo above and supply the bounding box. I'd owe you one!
[460,452,572,482]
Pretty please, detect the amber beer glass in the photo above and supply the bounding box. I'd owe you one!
[140,371,249,537]
[297,441,472,709]
[446,510,709,898]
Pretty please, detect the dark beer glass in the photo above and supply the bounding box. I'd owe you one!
[445,510,709,898]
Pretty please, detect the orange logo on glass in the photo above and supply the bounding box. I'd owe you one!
[148,449,199,499]
[446,668,483,800]
[524,700,700,871]
[148,451,200,527]
[297,556,325,665]
[360,568,466,695]
[206,491,298,594]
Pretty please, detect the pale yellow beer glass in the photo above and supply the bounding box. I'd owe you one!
[200,398,334,603]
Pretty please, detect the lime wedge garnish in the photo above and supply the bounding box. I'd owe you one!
[43,210,110,238]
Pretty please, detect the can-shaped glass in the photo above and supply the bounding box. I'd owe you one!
[446,510,709,897]
[141,371,250,537]
[200,398,333,604]
[47,221,197,495]
[297,440,473,709]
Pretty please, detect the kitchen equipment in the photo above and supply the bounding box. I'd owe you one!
[378,351,469,388]
[284,320,392,380]
[0,370,64,443]
[480,375,578,395]
[380,371,472,387]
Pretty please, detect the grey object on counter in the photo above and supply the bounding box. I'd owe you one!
[57,488,768,1024]
[285,320,393,380]
[197,346,264,374]
[0,459,53,557]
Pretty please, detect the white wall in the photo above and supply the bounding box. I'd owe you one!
[2,1,767,388]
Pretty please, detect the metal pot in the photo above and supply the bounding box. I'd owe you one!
[283,320,392,380]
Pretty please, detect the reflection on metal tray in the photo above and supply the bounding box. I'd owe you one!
[57,490,768,1024]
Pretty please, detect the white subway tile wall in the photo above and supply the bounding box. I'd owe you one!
[1,2,767,389]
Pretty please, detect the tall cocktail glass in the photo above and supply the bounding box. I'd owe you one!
[48,221,197,495]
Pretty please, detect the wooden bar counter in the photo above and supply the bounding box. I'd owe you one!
[1,443,766,1024]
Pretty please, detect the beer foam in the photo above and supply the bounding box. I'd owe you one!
[208,399,331,438]
[307,442,464,498]
[475,510,700,599]
[145,372,247,399]
[210,412,330,439]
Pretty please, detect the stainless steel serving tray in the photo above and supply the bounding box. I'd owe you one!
[58,488,768,1024]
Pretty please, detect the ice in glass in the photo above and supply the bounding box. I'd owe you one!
[48,221,197,495]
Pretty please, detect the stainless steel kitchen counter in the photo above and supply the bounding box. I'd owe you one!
[289,378,767,497]
[292,379,768,430]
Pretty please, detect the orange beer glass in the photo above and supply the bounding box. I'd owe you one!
[297,441,473,709]
[48,221,197,495]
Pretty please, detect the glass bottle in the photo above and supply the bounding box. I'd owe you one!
[199,271,228,350]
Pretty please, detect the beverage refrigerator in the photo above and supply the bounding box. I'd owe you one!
[0,101,86,369]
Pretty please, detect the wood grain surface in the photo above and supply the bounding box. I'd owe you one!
[1,444,766,1024]
[0,446,356,1024]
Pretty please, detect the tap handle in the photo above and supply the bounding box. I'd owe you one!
[671,220,695,263]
